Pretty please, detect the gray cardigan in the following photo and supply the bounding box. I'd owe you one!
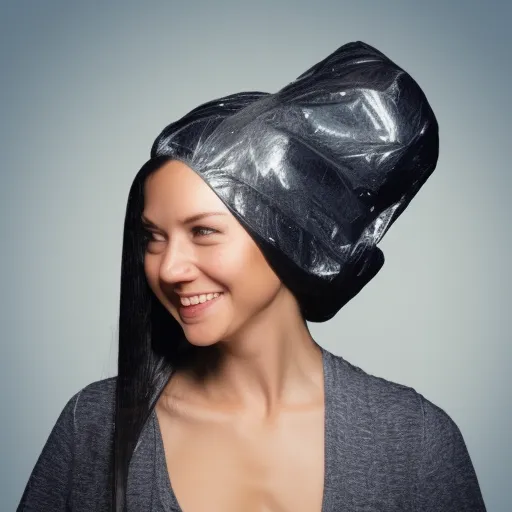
[17,346,487,511]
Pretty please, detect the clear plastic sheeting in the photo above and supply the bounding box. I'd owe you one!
[146,41,439,322]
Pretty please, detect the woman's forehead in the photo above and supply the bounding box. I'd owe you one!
[145,160,218,202]
[143,161,232,221]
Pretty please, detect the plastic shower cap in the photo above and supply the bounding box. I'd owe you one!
[148,41,439,322]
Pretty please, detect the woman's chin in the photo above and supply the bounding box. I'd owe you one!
[182,324,224,347]
[185,336,220,348]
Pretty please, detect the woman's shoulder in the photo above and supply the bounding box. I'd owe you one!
[70,376,117,427]
[50,376,118,442]
[17,377,119,510]
[74,376,117,407]
[322,353,486,508]
[326,350,458,434]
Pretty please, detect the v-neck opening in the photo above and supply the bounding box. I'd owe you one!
[152,344,334,512]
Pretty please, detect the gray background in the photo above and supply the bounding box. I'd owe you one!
[1,1,510,510]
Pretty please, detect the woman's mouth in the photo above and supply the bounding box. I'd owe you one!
[178,293,224,319]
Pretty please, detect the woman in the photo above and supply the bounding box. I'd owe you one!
[17,41,487,511]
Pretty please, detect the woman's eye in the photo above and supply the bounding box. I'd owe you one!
[142,229,164,243]
[142,226,217,243]
[192,226,218,237]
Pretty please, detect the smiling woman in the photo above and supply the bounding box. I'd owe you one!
[17,41,487,512]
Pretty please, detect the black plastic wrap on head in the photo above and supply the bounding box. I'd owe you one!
[149,41,439,322]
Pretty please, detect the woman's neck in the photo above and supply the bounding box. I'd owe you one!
[163,303,323,420]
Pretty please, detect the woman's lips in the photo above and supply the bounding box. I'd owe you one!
[178,293,224,319]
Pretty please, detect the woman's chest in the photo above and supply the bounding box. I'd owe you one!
[156,404,325,512]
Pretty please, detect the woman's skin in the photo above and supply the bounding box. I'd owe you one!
[143,159,325,511]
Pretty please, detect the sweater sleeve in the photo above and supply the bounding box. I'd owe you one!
[17,390,81,511]
[418,395,487,511]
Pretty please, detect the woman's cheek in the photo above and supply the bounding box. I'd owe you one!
[207,244,243,274]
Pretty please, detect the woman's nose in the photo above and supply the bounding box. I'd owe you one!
[158,239,197,284]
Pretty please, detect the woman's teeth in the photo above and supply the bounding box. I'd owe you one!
[180,292,222,306]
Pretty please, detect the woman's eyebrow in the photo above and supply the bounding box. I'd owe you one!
[140,211,227,228]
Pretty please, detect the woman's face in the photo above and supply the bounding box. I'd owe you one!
[142,159,285,346]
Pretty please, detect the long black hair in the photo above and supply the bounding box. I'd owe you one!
[111,155,170,511]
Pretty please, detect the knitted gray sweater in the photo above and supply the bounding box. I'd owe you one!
[17,346,487,511]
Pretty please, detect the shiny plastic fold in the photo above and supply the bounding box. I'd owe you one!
[148,41,439,321]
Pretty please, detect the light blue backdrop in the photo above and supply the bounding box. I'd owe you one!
[2,1,510,510]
